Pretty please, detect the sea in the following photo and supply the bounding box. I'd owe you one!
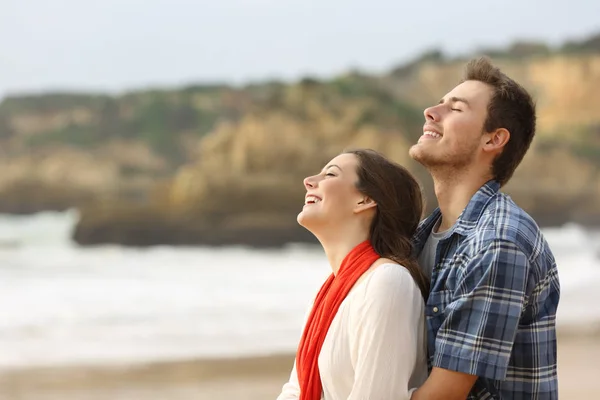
[0,210,598,369]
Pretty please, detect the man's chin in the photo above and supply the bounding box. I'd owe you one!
[409,149,447,171]
[409,145,430,165]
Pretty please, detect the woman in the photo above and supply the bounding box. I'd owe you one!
[276,149,429,400]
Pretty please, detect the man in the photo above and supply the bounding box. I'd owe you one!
[408,57,560,399]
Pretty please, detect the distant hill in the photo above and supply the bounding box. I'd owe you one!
[0,32,598,246]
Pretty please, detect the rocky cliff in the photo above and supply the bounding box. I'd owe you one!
[1,37,598,247]
[75,53,600,247]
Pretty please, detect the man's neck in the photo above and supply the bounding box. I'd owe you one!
[431,169,491,232]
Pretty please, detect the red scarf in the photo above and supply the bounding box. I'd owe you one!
[296,240,380,400]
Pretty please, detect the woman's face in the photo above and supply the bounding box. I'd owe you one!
[297,153,371,232]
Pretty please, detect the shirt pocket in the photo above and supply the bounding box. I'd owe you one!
[426,288,452,318]
[426,288,453,367]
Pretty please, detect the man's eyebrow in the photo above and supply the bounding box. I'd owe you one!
[438,96,471,107]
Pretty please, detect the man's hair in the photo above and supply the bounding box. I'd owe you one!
[463,57,536,186]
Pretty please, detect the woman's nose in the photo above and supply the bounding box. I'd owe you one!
[303,176,316,189]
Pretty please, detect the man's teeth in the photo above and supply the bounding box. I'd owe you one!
[305,196,321,205]
[423,131,441,138]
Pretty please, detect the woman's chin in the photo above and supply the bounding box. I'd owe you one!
[297,210,316,231]
[297,211,307,226]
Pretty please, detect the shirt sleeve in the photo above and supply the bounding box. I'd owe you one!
[348,264,427,400]
[433,239,529,380]
[276,296,316,400]
[276,359,300,400]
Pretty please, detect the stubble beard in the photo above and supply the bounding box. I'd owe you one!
[409,142,479,178]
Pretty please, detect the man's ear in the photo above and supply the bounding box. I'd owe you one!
[353,197,377,214]
[483,128,510,153]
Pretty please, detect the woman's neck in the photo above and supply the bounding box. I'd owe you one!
[318,229,370,275]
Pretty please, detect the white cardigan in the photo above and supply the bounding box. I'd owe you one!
[276,263,428,400]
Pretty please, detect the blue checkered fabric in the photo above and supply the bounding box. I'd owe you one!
[413,180,560,399]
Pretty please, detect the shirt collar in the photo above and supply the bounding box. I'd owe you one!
[412,180,500,252]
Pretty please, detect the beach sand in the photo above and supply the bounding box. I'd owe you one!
[0,336,597,400]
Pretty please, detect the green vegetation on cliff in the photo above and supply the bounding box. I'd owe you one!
[2,32,598,157]
[0,32,599,246]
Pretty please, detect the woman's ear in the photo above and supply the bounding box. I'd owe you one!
[353,197,377,214]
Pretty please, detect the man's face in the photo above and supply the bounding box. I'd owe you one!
[409,80,493,170]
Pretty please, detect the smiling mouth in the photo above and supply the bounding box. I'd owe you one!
[422,130,442,139]
[304,195,322,205]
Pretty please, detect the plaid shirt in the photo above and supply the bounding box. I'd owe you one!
[413,180,560,399]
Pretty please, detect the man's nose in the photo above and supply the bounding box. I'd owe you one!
[424,105,441,122]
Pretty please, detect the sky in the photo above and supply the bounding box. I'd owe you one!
[1,0,599,98]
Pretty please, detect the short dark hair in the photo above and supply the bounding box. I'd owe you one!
[345,149,429,299]
[463,57,536,186]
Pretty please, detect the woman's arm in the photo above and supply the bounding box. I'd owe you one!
[276,359,301,400]
[276,295,317,400]
[348,264,427,400]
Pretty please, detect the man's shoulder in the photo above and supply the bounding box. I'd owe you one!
[470,191,554,263]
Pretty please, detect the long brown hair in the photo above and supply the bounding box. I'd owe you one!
[345,148,429,299]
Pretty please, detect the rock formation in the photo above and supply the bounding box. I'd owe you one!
[0,42,598,247]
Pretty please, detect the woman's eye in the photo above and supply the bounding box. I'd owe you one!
[325,173,336,177]
[451,108,462,112]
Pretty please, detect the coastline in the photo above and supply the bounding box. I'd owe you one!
[0,353,295,400]
[1,336,597,399]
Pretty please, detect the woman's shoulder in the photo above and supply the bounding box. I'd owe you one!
[360,260,422,299]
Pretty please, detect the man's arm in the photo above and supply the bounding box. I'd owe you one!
[411,367,477,400]
[413,239,531,397]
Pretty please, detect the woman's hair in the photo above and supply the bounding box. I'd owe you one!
[345,148,429,299]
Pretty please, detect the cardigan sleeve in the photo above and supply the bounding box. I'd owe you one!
[276,296,317,400]
[348,264,426,400]
[276,358,301,400]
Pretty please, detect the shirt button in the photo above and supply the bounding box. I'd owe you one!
[433,307,439,313]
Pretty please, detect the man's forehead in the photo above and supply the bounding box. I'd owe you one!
[445,80,492,102]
